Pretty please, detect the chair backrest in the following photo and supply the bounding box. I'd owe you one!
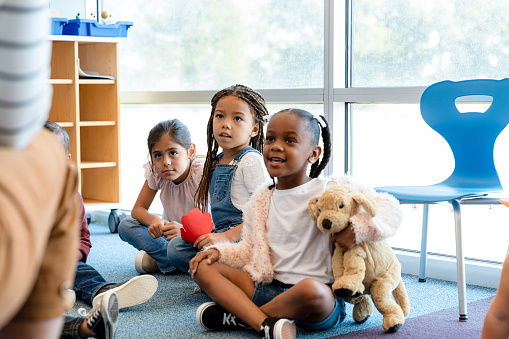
[420,79,509,191]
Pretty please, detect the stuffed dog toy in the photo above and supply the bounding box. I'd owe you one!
[309,184,410,333]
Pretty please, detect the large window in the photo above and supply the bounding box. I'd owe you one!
[351,0,509,86]
[346,1,509,262]
[103,0,509,264]
[102,0,324,91]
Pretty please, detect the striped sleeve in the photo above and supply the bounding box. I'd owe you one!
[0,0,53,149]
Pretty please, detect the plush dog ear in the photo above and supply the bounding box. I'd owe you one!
[308,196,321,221]
[353,193,377,217]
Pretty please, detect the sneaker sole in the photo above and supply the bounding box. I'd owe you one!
[102,291,119,339]
[196,302,216,330]
[275,319,296,339]
[67,289,76,309]
[93,275,158,310]
[135,250,158,274]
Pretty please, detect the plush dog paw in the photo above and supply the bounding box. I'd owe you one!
[385,323,402,333]
[351,295,373,324]
[382,314,405,333]
[334,288,355,298]
[332,279,365,297]
[355,315,370,324]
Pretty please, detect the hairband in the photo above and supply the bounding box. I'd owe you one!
[313,115,327,128]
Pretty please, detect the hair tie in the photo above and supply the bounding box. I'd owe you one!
[314,115,326,128]
[263,114,272,121]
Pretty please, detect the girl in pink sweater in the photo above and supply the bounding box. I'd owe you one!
[189,109,402,339]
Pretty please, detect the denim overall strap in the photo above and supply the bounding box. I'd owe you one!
[210,147,260,231]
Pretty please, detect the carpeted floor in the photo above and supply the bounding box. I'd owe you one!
[66,222,497,338]
[331,297,494,339]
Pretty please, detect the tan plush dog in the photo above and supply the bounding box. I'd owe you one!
[309,184,410,333]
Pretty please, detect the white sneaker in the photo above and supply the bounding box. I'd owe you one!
[259,317,296,339]
[92,275,158,310]
[135,250,159,274]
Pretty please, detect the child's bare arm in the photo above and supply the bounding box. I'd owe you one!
[131,181,166,237]
[331,222,355,253]
[482,255,509,338]
[194,224,243,249]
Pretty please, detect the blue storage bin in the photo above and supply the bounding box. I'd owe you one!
[62,19,133,37]
[51,17,68,35]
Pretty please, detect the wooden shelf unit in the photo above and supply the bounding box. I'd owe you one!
[48,36,121,205]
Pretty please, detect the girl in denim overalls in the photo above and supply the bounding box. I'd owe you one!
[167,84,271,273]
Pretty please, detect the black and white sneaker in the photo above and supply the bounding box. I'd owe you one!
[196,302,248,331]
[259,317,296,339]
[79,290,119,339]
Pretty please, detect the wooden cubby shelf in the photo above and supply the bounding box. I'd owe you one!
[48,36,121,206]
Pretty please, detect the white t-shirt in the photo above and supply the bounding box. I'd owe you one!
[266,178,337,285]
[229,151,271,211]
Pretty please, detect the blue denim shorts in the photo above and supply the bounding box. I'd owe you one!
[251,279,346,331]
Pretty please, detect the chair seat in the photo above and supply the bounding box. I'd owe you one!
[375,184,502,203]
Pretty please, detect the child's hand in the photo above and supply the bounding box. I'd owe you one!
[148,218,166,239]
[331,221,356,254]
[162,221,182,241]
[189,249,220,278]
[194,232,227,250]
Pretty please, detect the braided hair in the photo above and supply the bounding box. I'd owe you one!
[195,84,269,211]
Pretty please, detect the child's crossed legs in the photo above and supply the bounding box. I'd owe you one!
[194,259,340,332]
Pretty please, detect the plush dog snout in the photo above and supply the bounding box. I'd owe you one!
[322,219,332,230]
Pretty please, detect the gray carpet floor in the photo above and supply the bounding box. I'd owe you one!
[66,222,497,338]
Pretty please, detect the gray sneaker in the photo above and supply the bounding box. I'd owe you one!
[79,290,119,339]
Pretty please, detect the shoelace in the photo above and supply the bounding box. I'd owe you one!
[260,324,271,339]
[78,305,101,326]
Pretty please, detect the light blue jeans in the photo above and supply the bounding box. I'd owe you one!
[118,217,176,273]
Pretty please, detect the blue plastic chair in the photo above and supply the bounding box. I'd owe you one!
[376,79,509,321]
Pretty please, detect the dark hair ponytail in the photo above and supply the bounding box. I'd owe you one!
[309,114,331,178]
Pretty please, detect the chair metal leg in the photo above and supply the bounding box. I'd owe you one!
[419,204,429,282]
[451,199,468,321]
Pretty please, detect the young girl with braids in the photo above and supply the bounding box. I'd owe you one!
[167,84,271,273]
[189,109,403,339]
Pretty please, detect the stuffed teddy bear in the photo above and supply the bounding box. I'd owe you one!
[308,184,410,333]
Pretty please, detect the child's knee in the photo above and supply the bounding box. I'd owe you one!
[194,260,213,280]
[298,279,334,309]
